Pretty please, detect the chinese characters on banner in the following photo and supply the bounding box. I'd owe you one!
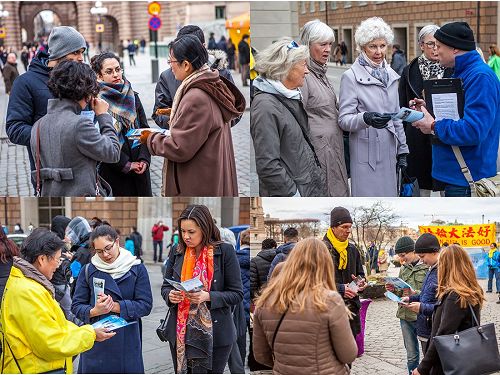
[418,224,496,248]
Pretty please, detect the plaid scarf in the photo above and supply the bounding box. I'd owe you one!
[98,78,138,137]
[418,54,446,80]
[358,52,389,87]
[176,246,214,373]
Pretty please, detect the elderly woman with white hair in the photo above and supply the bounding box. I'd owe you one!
[399,25,453,197]
[299,20,349,196]
[339,17,409,196]
[251,38,327,197]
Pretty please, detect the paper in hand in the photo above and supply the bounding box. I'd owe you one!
[387,107,425,123]
[384,291,408,304]
[92,315,137,330]
[166,277,203,292]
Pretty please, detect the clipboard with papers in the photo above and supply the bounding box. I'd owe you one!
[422,78,464,121]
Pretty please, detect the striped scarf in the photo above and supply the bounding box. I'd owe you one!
[326,228,348,270]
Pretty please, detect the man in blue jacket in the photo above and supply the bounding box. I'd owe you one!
[6,26,86,192]
[266,227,298,279]
[401,233,440,355]
[413,22,500,197]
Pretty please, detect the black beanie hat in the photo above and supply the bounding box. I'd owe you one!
[330,207,352,227]
[414,233,441,254]
[434,22,475,51]
[395,236,415,254]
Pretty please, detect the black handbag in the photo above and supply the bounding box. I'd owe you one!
[434,304,500,375]
[156,308,171,343]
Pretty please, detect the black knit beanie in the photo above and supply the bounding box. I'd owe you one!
[330,207,352,227]
[395,236,415,254]
[434,22,475,51]
[414,233,441,254]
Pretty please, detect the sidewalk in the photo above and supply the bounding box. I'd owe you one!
[0,51,251,196]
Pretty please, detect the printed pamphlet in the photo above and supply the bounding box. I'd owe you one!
[384,277,414,291]
[93,277,105,305]
[126,128,171,149]
[386,107,425,123]
[91,315,137,330]
[348,280,359,293]
[166,277,203,292]
[384,291,408,305]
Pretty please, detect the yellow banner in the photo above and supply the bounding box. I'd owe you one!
[419,224,496,247]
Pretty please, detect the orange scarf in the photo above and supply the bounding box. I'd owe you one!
[176,246,214,373]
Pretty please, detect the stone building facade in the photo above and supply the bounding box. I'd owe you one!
[1,1,249,52]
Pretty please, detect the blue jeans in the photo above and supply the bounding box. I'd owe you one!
[444,184,471,197]
[487,268,500,292]
[400,319,419,374]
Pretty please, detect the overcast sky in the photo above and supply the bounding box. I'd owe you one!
[262,198,500,230]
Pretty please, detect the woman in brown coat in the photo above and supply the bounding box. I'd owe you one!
[253,238,358,375]
[141,35,245,196]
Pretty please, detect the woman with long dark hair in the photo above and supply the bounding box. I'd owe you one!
[161,205,243,373]
[91,52,152,196]
[0,225,20,303]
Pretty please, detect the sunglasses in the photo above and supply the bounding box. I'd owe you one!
[286,40,300,51]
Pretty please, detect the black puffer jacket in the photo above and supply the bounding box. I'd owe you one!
[250,248,276,301]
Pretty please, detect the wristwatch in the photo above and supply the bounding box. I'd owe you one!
[430,121,436,135]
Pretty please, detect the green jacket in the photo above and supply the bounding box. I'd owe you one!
[395,261,429,321]
[488,55,500,81]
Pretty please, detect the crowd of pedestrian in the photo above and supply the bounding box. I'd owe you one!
[251,17,500,197]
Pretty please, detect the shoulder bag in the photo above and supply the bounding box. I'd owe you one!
[452,146,500,197]
[433,304,500,375]
[156,308,171,342]
[271,307,289,361]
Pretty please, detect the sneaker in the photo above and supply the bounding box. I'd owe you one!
[486,290,493,293]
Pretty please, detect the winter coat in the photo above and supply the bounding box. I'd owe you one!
[238,40,250,65]
[147,69,244,197]
[334,45,342,62]
[417,291,481,375]
[394,260,428,321]
[6,51,52,176]
[152,224,169,241]
[3,61,19,94]
[130,231,143,255]
[250,248,276,301]
[236,245,250,322]
[253,292,358,375]
[30,99,120,196]
[1,258,95,374]
[301,59,349,196]
[99,93,152,196]
[409,264,438,338]
[267,242,296,279]
[377,252,389,272]
[487,249,500,269]
[71,262,153,374]
[390,49,406,76]
[251,84,327,197]
[152,51,235,128]
[432,51,500,187]
[323,236,365,336]
[339,58,409,196]
[161,243,244,348]
[488,54,500,80]
[0,258,13,304]
[398,57,453,190]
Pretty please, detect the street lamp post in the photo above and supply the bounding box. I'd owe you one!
[0,3,10,48]
[90,1,107,53]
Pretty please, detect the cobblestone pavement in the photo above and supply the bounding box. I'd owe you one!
[0,51,251,197]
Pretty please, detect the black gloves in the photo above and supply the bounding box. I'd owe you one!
[363,112,392,129]
[397,153,408,172]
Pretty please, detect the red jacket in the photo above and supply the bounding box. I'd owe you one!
[152,224,169,241]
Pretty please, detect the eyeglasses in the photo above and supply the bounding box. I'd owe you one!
[168,59,180,65]
[103,67,123,75]
[93,240,116,255]
[286,40,299,51]
[423,41,437,49]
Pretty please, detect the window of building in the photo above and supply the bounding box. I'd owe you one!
[215,6,226,19]
[310,1,315,13]
[319,1,326,11]
[38,197,65,229]
[300,1,306,14]
[253,217,257,227]
[344,1,352,8]
[330,1,337,10]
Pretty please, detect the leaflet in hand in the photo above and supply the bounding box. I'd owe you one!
[384,291,408,305]
[93,277,105,306]
[386,107,425,123]
[347,280,359,293]
[166,277,203,292]
[91,315,137,330]
[384,277,414,291]
[126,128,171,149]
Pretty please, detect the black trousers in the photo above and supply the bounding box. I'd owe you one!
[169,342,232,374]
[153,240,163,262]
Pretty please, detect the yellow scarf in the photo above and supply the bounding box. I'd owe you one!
[326,228,348,270]
[489,248,497,258]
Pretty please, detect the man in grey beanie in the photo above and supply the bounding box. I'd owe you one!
[6,26,87,192]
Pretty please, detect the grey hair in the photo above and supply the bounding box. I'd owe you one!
[254,37,309,81]
[299,19,335,46]
[219,227,236,248]
[418,25,439,44]
[354,17,394,52]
